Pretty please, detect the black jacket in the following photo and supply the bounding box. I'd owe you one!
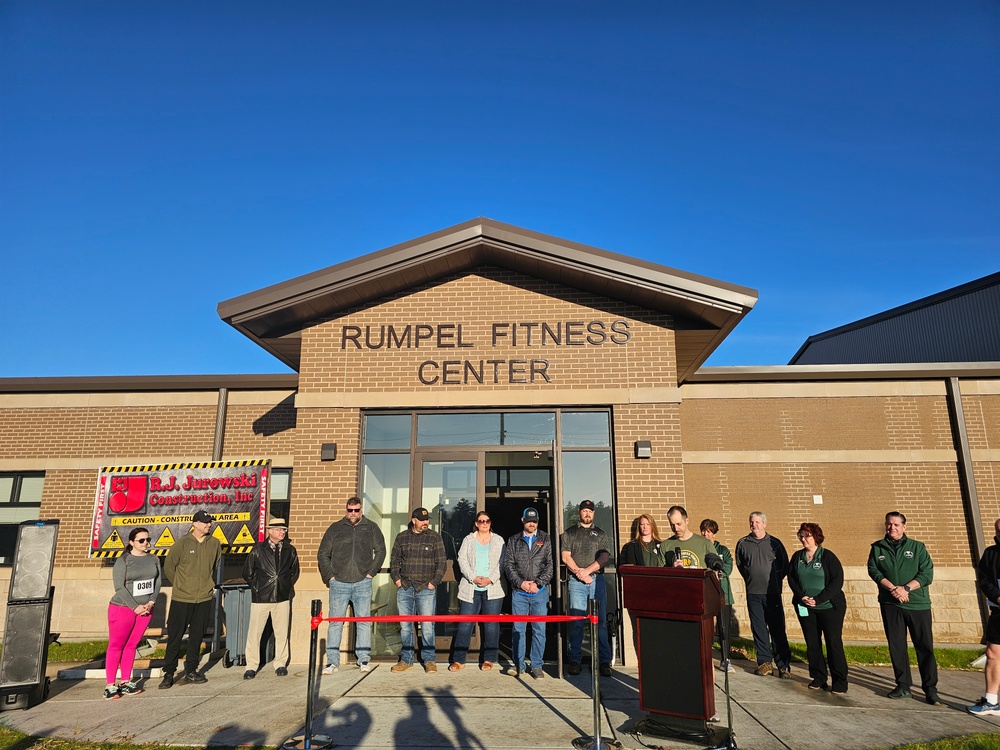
[503,529,554,590]
[618,539,667,568]
[787,546,847,612]
[243,540,300,604]
[977,539,1000,607]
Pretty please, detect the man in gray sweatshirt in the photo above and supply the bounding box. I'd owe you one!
[735,511,791,678]
[317,496,386,673]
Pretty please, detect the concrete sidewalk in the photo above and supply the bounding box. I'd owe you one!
[2,655,999,749]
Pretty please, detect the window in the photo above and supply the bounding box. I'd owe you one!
[269,468,292,525]
[0,472,44,565]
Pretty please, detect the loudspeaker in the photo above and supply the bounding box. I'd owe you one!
[8,520,59,603]
[0,600,53,693]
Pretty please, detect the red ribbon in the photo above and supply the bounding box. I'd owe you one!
[310,613,595,630]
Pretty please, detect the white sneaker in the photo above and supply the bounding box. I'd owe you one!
[322,664,338,675]
[358,662,371,673]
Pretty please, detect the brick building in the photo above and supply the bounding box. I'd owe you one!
[2,219,997,665]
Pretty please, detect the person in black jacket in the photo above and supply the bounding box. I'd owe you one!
[968,518,1000,716]
[619,514,666,652]
[242,517,300,679]
[787,522,848,693]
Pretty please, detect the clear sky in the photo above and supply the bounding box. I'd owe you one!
[2,2,997,377]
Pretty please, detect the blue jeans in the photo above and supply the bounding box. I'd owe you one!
[397,585,437,665]
[567,575,612,665]
[511,588,548,670]
[451,590,502,665]
[326,577,373,668]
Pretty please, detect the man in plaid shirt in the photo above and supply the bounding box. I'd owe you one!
[389,507,446,673]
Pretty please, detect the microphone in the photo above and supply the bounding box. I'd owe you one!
[705,552,724,572]
[674,546,682,567]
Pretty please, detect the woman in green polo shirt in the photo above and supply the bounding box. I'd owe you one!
[787,523,849,693]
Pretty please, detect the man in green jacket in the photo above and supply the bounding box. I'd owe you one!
[160,510,222,689]
[867,511,940,704]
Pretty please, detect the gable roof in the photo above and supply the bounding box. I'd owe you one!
[217,218,758,383]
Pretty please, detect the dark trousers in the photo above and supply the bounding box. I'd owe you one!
[746,592,791,669]
[880,604,938,691]
[797,606,848,690]
[164,599,213,675]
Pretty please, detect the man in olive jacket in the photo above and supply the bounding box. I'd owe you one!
[867,510,940,704]
[242,517,300,680]
[160,509,221,688]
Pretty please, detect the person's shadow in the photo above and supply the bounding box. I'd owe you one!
[207,724,267,748]
[394,690,455,749]
[426,686,486,750]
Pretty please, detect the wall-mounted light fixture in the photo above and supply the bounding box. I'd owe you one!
[634,440,652,459]
[320,443,337,461]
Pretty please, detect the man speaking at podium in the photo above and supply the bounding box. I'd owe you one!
[666,506,715,569]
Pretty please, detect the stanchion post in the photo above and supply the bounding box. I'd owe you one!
[589,600,602,748]
[304,599,321,750]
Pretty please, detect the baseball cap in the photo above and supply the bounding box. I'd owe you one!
[579,500,595,512]
[192,510,215,524]
[411,507,430,521]
[522,507,540,522]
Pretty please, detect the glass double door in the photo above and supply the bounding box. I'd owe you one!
[414,451,554,657]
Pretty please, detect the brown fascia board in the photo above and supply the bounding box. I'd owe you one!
[0,374,299,394]
[217,218,759,372]
[689,362,1000,383]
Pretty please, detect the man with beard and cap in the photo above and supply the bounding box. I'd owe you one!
[318,496,386,674]
[968,518,1000,716]
[160,509,221,688]
[561,499,613,677]
[868,511,940,704]
[242,517,300,679]
[389,507,446,673]
[503,507,554,678]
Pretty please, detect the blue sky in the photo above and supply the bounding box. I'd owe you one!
[2,2,997,377]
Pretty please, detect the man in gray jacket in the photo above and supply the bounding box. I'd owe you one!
[735,511,791,678]
[503,507,553,678]
[318,496,386,674]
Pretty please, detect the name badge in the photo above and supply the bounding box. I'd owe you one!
[132,578,154,596]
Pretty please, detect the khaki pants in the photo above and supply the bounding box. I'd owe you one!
[245,600,291,670]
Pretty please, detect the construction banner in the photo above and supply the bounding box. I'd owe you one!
[90,460,270,558]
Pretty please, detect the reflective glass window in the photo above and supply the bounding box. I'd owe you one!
[364,414,412,450]
[561,412,611,447]
[416,413,501,446]
[501,412,555,445]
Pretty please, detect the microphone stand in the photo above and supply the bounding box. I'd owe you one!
[707,577,738,750]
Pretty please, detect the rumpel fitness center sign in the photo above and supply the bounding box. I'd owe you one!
[341,319,632,385]
[89,460,270,557]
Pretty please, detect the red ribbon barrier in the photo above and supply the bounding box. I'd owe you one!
[309,613,597,629]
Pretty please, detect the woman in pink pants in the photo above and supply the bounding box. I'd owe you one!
[105,527,161,699]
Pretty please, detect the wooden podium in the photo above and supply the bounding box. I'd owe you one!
[621,566,722,720]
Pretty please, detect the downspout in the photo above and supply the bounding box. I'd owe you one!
[211,388,229,653]
[944,377,988,630]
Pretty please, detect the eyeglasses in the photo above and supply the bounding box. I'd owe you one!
[134,538,151,544]
[346,508,362,514]
[476,519,491,525]
[798,533,813,539]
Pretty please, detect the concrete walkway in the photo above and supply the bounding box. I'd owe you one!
[2,655,998,749]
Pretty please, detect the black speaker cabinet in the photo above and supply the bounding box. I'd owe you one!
[8,520,59,603]
[0,599,54,708]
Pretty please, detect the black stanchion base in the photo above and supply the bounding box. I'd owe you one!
[281,734,334,749]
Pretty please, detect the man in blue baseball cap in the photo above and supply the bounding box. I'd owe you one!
[502,507,553,678]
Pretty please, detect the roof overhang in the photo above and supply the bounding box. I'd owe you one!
[218,218,758,383]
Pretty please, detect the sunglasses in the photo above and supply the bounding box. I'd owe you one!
[476,519,491,524]
[346,508,362,514]
[134,538,151,544]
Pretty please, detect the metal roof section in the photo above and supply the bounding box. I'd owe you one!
[217,218,759,383]
[790,271,1000,365]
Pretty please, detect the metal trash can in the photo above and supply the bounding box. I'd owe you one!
[221,581,252,668]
